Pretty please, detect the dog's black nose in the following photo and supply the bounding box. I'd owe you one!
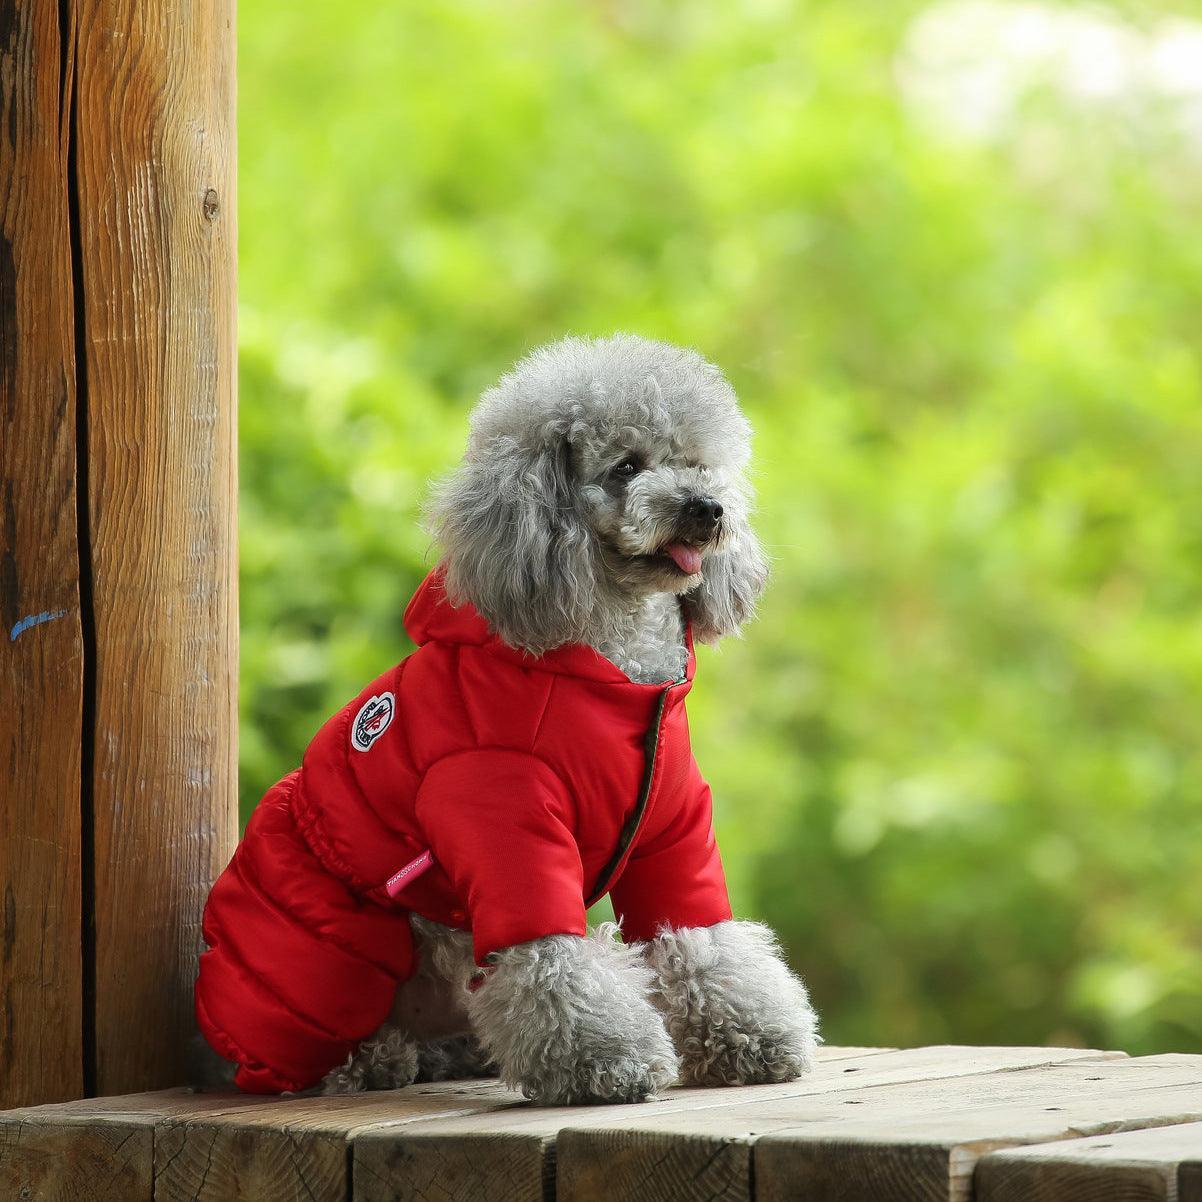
[685,496,723,525]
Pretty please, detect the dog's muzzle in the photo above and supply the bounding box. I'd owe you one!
[679,495,723,545]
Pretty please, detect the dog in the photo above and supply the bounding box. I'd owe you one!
[195,333,819,1105]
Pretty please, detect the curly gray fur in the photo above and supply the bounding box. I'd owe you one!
[644,920,820,1086]
[426,333,769,673]
[593,592,687,686]
[416,1034,495,1082]
[408,913,477,997]
[468,923,679,1104]
[404,916,494,1079]
[321,1023,419,1095]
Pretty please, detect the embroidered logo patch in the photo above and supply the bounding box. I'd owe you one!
[351,692,395,752]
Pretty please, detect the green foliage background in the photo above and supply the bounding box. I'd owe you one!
[239,0,1202,1055]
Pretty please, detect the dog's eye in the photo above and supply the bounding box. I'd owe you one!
[612,456,642,480]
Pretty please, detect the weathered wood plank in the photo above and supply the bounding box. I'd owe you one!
[553,1054,1202,1202]
[0,1084,512,1202]
[352,1045,1116,1202]
[354,1129,553,1202]
[560,1127,750,1202]
[0,0,85,1109]
[0,1079,523,1202]
[0,1090,263,1202]
[152,1052,895,1201]
[0,1116,151,1202]
[155,1121,347,1202]
[976,1120,1202,1201]
[350,1047,889,1201]
[1,1088,251,1119]
[70,0,238,1096]
[0,1048,886,1201]
[8,1047,1192,1202]
[753,1056,1202,1202]
[152,1082,525,1202]
[351,1048,896,1200]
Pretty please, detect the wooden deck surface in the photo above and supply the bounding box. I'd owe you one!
[1,1044,1200,1201]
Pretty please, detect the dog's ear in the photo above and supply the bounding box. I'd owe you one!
[426,435,598,654]
[683,484,769,644]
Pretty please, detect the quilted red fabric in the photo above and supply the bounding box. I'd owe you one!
[195,567,732,1093]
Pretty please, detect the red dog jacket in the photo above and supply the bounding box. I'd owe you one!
[195,568,732,1092]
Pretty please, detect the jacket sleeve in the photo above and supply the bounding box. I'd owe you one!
[414,749,587,964]
[608,761,733,943]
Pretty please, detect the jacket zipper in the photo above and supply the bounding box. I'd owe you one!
[585,681,676,906]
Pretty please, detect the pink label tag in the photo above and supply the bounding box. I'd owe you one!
[385,849,434,899]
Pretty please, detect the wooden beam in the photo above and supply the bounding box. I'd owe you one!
[554,1054,1199,1202]
[70,0,237,1096]
[0,1082,524,1202]
[152,1089,521,1202]
[0,0,85,1109]
[2,1050,1201,1201]
[354,1046,1114,1202]
[976,1121,1202,1201]
[0,1090,268,1202]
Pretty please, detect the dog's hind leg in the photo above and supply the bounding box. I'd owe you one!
[416,1032,495,1082]
[321,1023,420,1094]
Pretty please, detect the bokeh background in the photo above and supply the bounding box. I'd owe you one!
[238,0,1202,1056]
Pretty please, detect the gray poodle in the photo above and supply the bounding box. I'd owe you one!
[322,333,819,1103]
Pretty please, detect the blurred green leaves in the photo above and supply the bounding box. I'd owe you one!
[240,0,1202,1056]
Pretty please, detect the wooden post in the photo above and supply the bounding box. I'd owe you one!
[0,0,86,1109]
[0,0,236,1107]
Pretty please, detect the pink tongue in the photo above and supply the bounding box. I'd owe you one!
[664,543,703,574]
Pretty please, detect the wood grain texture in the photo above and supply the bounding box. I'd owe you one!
[0,1089,259,1202]
[156,1123,348,1202]
[0,1085,514,1202]
[358,1046,1110,1202]
[70,0,237,1095]
[976,1121,1202,1202]
[152,1083,525,1202]
[350,1046,896,1202]
[762,1140,960,1202]
[753,1055,1202,1202]
[354,1131,553,1202]
[0,0,85,1108]
[980,1156,1169,1200]
[1,1050,1200,1201]
[554,1054,1202,1202]
[559,1127,750,1202]
[0,1116,150,1202]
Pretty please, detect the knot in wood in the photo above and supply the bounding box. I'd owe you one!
[203,189,220,220]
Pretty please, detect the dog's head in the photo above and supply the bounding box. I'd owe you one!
[427,334,768,655]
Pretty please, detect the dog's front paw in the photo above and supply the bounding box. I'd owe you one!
[693,1005,818,1087]
[468,926,679,1105]
[646,920,820,1087]
[527,1045,675,1106]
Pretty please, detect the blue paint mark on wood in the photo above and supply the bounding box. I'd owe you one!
[9,610,67,641]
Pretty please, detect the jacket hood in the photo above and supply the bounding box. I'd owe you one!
[404,565,695,687]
